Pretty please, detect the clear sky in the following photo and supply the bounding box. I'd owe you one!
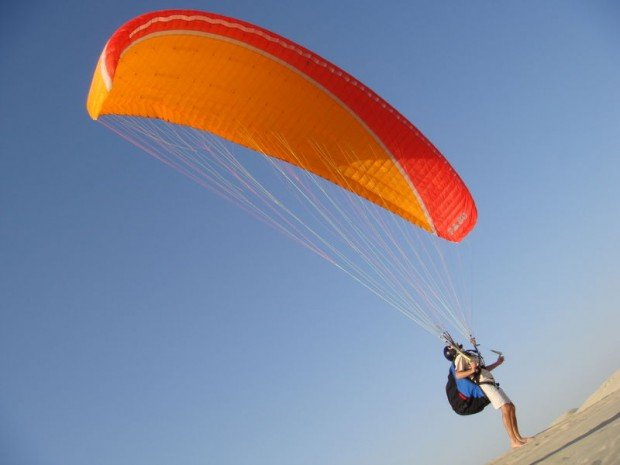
[2,1,619,464]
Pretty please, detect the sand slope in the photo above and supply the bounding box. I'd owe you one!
[486,370,620,465]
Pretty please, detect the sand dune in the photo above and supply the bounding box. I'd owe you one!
[486,370,620,465]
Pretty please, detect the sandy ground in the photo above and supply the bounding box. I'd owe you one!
[487,370,620,465]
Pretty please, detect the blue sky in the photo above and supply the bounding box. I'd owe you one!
[2,1,619,464]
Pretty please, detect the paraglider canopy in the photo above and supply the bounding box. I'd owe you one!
[87,9,477,242]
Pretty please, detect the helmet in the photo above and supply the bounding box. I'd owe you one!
[443,345,457,361]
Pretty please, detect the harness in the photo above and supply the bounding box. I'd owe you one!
[446,363,491,415]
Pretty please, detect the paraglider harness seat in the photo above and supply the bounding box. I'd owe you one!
[445,351,498,415]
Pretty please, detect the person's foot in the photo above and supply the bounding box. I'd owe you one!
[510,440,525,449]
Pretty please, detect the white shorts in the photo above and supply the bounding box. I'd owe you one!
[480,383,512,409]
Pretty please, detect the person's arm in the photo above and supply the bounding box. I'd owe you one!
[455,360,478,379]
[485,355,505,371]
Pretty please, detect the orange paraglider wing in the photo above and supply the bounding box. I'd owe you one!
[87,9,476,241]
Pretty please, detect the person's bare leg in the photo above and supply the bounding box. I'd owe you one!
[509,405,533,443]
[508,404,524,443]
[501,403,525,448]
